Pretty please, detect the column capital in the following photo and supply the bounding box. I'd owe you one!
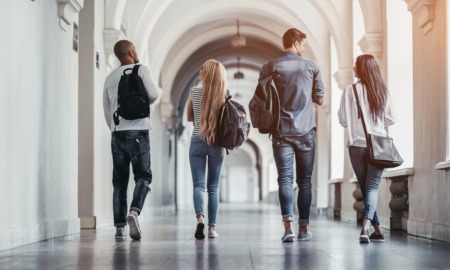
[333,68,354,90]
[358,32,384,66]
[57,0,84,31]
[103,28,124,69]
[404,0,434,34]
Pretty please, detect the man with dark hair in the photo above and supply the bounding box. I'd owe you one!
[103,40,159,240]
[258,28,324,242]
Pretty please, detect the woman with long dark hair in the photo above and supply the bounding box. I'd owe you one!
[187,59,227,239]
[338,54,396,243]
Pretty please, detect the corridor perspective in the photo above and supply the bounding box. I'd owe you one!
[2,0,450,269]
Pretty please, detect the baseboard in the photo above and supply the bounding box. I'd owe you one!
[0,218,80,251]
[408,219,450,243]
[340,210,357,222]
[80,216,96,229]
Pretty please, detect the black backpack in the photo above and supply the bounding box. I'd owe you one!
[113,64,149,125]
[215,95,251,153]
[248,61,280,134]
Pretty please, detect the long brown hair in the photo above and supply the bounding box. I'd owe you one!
[200,59,227,145]
[355,54,388,123]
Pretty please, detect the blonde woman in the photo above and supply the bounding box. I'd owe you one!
[187,59,227,239]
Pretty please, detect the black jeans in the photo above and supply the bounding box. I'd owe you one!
[272,129,316,222]
[111,130,152,227]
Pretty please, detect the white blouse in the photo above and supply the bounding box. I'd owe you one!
[337,82,396,147]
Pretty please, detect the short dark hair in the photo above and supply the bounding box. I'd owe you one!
[113,40,133,60]
[282,28,306,49]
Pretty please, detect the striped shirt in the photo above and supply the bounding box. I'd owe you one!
[190,87,203,137]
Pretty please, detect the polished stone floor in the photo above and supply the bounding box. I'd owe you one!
[1,203,450,270]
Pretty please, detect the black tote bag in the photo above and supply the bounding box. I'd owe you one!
[352,84,403,169]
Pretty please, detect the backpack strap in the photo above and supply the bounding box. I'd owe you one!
[269,60,277,76]
[269,60,280,137]
[226,89,231,100]
[132,64,141,74]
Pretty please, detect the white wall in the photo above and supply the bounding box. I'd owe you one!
[0,1,80,250]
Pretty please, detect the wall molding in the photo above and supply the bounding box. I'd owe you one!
[404,0,434,34]
[57,0,84,31]
[408,219,450,243]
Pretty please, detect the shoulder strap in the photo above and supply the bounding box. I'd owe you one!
[132,64,141,74]
[269,60,277,76]
[352,83,369,138]
[270,60,276,73]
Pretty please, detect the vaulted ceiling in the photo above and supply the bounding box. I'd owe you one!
[104,0,370,126]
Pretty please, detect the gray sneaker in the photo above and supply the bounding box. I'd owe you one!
[126,211,142,240]
[115,227,126,240]
[281,228,295,242]
[297,230,313,241]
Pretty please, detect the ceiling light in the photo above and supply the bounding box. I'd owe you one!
[231,19,246,47]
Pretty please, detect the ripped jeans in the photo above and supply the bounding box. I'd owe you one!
[111,130,152,227]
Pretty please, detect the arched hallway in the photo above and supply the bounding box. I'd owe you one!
[2,1,450,268]
[1,203,450,270]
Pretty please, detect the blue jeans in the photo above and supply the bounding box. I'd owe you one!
[189,136,224,226]
[272,128,316,222]
[111,130,152,227]
[348,146,384,226]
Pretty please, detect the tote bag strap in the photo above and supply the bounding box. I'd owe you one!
[352,83,370,139]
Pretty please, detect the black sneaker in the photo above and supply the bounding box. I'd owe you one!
[195,223,205,240]
[369,232,385,242]
[359,229,370,243]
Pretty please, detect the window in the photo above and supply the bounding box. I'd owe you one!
[386,1,413,167]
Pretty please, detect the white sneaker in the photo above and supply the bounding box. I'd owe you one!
[126,211,142,240]
[208,231,219,238]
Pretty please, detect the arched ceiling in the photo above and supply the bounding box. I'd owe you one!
[119,0,351,105]
[103,0,358,165]
[107,0,357,125]
[105,0,354,153]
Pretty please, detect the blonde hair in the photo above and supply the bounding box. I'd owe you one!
[200,59,227,145]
